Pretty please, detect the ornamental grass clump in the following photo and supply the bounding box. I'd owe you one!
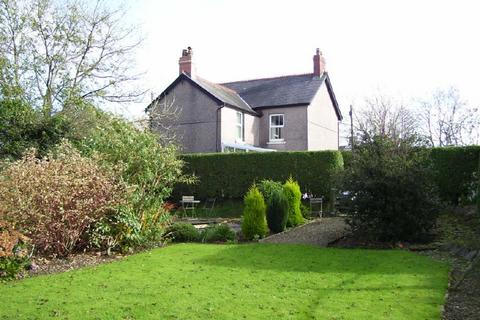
[0,141,125,257]
[241,185,268,240]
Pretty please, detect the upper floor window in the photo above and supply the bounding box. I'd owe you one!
[236,111,244,141]
[269,114,284,141]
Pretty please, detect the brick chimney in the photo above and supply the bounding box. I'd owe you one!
[313,48,326,77]
[179,47,196,78]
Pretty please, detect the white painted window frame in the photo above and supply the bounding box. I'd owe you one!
[235,111,244,142]
[269,113,285,142]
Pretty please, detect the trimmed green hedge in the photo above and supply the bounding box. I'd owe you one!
[477,154,480,214]
[428,146,480,205]
[340,150,353,169]
[343,146,480,205]
[174,151,343,201]
[477,155,480,214]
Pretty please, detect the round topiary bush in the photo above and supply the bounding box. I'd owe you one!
[168,223,200,242]
[201,224,236,243]
[266,188,288,233]
[241,185,268,240]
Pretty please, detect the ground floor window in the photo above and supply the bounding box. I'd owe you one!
[269,114,284,141]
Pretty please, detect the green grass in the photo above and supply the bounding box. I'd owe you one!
[0,244,449,319]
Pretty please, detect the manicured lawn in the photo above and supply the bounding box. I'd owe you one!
[1,244,449,319]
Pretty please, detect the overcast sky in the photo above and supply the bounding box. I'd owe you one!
[117,0,480,123]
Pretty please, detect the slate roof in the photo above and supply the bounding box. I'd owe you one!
[221,73,327,109]
[194,76,254,114]
[148,72,342,120]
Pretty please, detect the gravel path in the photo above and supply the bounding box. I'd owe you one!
[259,217,349,247]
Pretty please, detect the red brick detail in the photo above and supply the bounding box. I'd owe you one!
[313,48,326,77]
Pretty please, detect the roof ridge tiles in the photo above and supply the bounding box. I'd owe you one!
[220,73,314,85]
[196,76,239,94]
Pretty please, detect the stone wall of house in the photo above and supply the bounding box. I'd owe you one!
[307,84,339,150]
[151,79,221,153]
[258,106,308,151]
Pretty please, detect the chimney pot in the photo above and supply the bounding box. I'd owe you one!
[313,48,326,77]
[179,47,196,78]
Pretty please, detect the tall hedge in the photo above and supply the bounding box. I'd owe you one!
[477,154,480,214]
[344,146,480,205]
[428,146,480,205]
[173,151,343,200]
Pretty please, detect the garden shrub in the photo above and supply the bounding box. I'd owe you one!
[76,115,193,250]
[174,151,343,202]
[89,206,142,254]
[0,141,125,257]
[340,135,440,242]
[283,178,304,227]
[201,224,236,243]
[167,223,200,242]
[0,221,31,280]
[300,202,311,220]
[265,188,288,233]
[258,180,283,203]
[241,185,268,240]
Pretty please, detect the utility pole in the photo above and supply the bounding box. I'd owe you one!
[349,104,354,150]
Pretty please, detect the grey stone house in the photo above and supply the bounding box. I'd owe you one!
[147,47,342,153]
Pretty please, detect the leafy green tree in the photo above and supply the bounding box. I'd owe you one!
[0,98,70,159]
[0,99,36,158]
[340,135,439,241]
[242,185,268,240]
[0,0,142,114]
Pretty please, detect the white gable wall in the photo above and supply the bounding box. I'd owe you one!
[307,84,339,150]
[221,107,259,147]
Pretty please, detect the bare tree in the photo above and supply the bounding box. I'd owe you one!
[355,94,418,142]
[0,0,143,115]
[146,95,183,145]
[418,87,480,146]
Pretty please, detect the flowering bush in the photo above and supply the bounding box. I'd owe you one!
[0,141,125,257]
